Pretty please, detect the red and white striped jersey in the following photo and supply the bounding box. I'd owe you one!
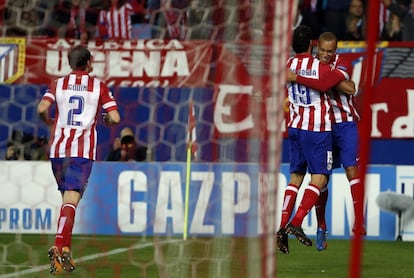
[98,2,135,39]
[330,55,360,123]
[41,71,118,160]
[286,53,347,132]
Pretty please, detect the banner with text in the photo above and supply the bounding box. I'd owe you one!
[1,161,409,241]
[3,39,414,138]
[21,38,212,87]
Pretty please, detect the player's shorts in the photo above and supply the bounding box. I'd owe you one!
[288,128,333,175]
[332,121,359,169]
[50,157,93,195]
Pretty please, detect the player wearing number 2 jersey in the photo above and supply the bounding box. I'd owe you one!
[37,45,120,274]
[276,25,355,254]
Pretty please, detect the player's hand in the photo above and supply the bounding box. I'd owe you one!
[113,137,121,150]
[102,113,111,126]
[286,69,297,82]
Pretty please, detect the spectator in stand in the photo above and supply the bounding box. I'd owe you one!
[3,2,28,36]
[5,142,20,160]
[344,0,366,41]
[293,3,304,29]
[20,9,40,28]
[186,0,212,39]
[299,0,323,39]
[383,0,414,41]
[210,0,231,41]
[105,127,147,161]
[24,136,49,160]
[97,0,145,40]
[4,130,48,161]
[234,0,254,41]
[65,0,89,43]
[38,0,93,42]
[48,0,72,37]
[147,0,162,37]
[130,0,152,39]
[0,0,4,26]
[160,0,189,39]
[99,0,150,39]
[381,11,403,41]
[147,0,161,9]
[321,0,351,40]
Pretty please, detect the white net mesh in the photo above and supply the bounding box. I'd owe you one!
[0,0,297,277]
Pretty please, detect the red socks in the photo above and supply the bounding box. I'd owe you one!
[350,178,364,224]
[55,203,76,252]
[315,186,328,230]
[290,184,320,227]
[279,183,299,228]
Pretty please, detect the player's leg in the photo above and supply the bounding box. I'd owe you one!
[346,165,366,235]
[277,172,305,254]
[58,195,80,273]
[314,132,342,250]
[315,185,328,231]
[287,131,332,247]
[50,157,93,272]
[277,128,306,254]
[48,158,65,274]
[287,174,328,247]
[335,122,366,235]
[315,180,329,251]
[280,172,305,228]
[281,128,308,228]
[313,147,340,251]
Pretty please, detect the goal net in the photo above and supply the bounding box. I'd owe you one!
[0,0,297,277]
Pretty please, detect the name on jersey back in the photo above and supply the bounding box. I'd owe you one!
[68,84,87,91]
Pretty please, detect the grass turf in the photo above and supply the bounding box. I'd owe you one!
[1,234,413,277]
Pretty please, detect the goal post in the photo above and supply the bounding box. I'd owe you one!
[348,1,380,277]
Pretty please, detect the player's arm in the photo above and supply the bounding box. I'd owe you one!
[335,80,356,95]
[38,82,56,126]
[102,87,121,126]
[103,109,121,126]
[37,99,54,126]
[334,57,356,95]
[287,68,355,95]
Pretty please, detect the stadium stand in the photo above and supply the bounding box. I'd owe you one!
[1,0,413,41]
[0,0,278,41]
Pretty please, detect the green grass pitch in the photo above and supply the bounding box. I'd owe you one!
[1,234,414,277]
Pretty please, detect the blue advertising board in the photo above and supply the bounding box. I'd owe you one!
[70,162,398,240]
[0,161,407,240]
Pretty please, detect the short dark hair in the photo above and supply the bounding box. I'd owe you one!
[68,45,91,70]
[292,25,312,54]
[121,135,135,145]
[318,32,338,45]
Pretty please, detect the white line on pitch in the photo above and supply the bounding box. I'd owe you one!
[1,239,178,278]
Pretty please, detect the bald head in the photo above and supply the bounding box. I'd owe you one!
[318,32,338,45]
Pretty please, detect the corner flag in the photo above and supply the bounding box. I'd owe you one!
[184,99,197,240]
[186,99,197,159]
